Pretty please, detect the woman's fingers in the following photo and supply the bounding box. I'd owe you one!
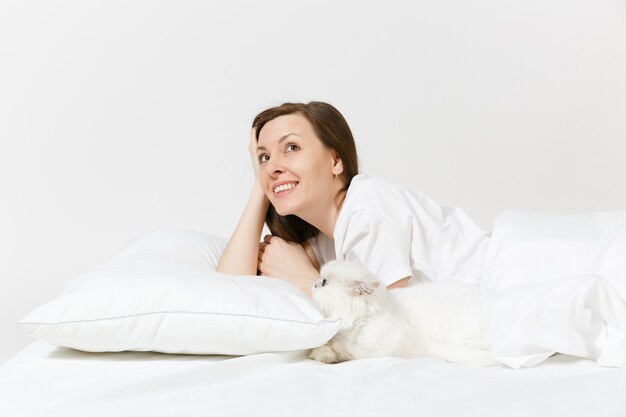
[260,235,274,248]
[249,126,260,177]
[258,240,268,268]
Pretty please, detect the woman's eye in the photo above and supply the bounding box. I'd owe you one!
[258,154,269,164]
[287,144,299,152]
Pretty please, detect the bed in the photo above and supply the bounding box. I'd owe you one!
[3,209,626,416]
[1,340,626,416]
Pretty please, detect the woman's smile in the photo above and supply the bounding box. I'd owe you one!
[275,187,297,198]
[272,180,299,194]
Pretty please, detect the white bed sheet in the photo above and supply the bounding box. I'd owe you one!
[1,340,625,417]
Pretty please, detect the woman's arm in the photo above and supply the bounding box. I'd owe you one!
[216,180,269,275]
[216,127,270,275]
[387,277,410,289]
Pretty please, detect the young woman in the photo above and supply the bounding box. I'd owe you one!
[216,102,490,299]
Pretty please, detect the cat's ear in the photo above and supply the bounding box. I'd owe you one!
[349,280,380,296]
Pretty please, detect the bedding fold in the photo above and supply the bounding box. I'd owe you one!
[482,274,626,369]
[480,209,626,369]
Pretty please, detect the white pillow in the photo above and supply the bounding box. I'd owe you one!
[482,209,626,298]
[17,229,341,355]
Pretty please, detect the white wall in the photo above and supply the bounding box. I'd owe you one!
[1,0,625,363]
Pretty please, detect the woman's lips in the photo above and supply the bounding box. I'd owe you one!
[274,183,298,198]
[273,181,299,195]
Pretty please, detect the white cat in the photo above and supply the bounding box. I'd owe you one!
[308,260,497,367]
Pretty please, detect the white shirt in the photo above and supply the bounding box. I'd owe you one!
[308,173,491,287]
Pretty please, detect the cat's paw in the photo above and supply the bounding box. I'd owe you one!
[309,345,340,364]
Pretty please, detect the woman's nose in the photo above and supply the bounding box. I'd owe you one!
[266,155,286,174]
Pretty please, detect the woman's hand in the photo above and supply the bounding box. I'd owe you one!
[248,125,269,207]
[258,234,319,296]
[248,126,260,180]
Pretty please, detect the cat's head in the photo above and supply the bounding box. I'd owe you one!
[311,260,386,326]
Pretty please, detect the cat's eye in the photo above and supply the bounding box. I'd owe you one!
[321,278,327,286]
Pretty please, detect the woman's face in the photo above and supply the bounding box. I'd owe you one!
[256,113,343,217]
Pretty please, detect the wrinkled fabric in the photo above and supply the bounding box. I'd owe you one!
[482,275,626,368]
[310,173,491,287]
[481,209,626,368]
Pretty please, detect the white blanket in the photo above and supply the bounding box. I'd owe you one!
[481,209,626,368]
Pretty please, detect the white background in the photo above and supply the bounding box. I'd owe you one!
[1,0,625,364]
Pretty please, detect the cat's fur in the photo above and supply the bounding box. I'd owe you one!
[309,260,497,366]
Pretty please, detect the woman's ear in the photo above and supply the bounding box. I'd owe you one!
[331,151,344,175]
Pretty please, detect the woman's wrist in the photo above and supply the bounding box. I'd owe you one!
[297,267,320,299]
[300,268,320,298]
[250,179,270,208]
[252,178,267,198]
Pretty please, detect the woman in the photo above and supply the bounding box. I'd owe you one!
[216,101,490,299]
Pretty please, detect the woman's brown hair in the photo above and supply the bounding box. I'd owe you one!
[252,101,359,243]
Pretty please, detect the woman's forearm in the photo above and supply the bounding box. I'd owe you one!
[216,181,270,275]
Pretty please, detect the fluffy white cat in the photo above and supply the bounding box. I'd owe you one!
[308,260,497,367]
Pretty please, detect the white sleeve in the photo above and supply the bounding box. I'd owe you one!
[339,209,413,287]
